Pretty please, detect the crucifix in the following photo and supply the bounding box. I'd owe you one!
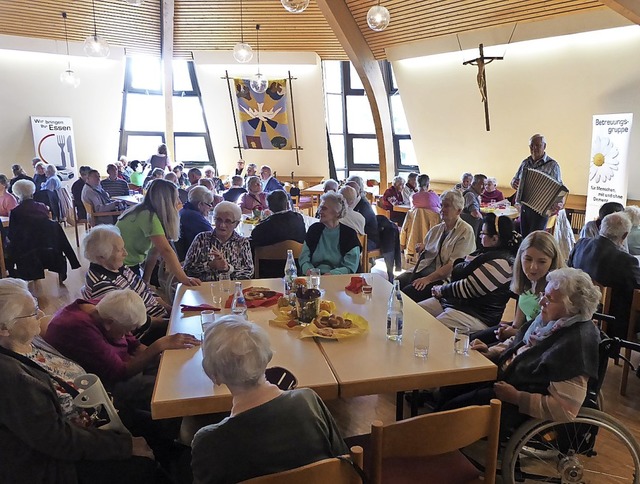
[463,43,503,131]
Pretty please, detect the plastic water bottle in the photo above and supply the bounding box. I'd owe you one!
[231,282,247,319]
[284,249,297,300]
[386,280,404,341]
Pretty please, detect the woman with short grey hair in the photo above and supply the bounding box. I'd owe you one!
[7,180,50,235]
[176,185,214,260]
[183,200,253,281]
[42,164,61,192]
[299,192,360,275]
[192,315,349,484]
[381,175,407,223]
[82,225,170,319]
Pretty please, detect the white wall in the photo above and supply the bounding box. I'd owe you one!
[0,44,124,177]
[194,51,329,180]
[392,25,640,198]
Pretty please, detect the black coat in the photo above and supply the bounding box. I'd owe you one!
[568,235,640,338]
[354,197,379,247]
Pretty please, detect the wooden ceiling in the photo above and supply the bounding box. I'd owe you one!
[0,0,609,60]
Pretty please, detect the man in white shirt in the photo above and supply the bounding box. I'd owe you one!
[339,186,365,235]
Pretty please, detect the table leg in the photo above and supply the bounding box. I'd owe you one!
[410,390,419,417]
[396,391,404,421]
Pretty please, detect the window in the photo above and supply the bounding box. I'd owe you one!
[119,57,215,168]
[322,60,415,180]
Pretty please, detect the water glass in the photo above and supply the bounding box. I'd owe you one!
[219,273,232,296]
[413,329,430,358]
[201,310,216,340]
[309,268,321,290]
[454,327,470,355]
[211,283,223,308]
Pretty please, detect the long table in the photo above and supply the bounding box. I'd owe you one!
[151,274,497,419]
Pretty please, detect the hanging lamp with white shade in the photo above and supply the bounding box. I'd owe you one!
[281,0,310,13]
[84,0,110,57]
[250,24,267,94]
[233,0,253,63]
[367,1,391,31]
[60,12,80,88]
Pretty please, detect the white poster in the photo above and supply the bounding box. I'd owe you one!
[30,116,78,183]
[585,113,633,222]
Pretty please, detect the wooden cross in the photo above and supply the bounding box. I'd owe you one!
[463,43,503,131]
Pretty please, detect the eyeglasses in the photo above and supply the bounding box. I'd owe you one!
[13,306,42,321]
[215,218,239,226]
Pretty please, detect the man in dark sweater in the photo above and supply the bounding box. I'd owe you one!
[223,175,247,203]
[347,175,379,250]
[568,212,640,338]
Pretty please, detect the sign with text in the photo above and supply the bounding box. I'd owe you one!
[585,113,633,222]
[30,116,78,181]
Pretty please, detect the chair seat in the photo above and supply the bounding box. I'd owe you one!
[381,452,481,484]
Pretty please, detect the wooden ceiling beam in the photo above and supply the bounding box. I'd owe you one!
[316,0,394,187]
[599,0,640,24]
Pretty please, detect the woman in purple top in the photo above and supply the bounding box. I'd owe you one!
[481,177,505,204]
[238,175,268,215]
[411,174,442,212]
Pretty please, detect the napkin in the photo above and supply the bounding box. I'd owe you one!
[345,276,366,294]
[180,304,220,312]
[224,292,284,309]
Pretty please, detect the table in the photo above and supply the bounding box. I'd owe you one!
[152,274,497,420]
[392,204,410,213]
[236,213,317,238]
[112,195,142,205]
[480,206,519,219]
[0,216,8,278]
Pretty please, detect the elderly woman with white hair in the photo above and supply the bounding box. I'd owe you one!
[8,179,49,227]
[299,192,361,275]
[441,268,601,431]
[176,185,214,260]
[183,201,253,281]
[480,177,504,204]
[81,225,170,321]
[381,175,407,224]
[192,315,349,483]
[42,164,62,192]
[0,279,156,483]
[397,189,476,302]
[238,175,268,215]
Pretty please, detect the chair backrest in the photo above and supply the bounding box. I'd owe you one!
[243,446,364,484]
[591,280,613,333]
[620,288,640,395]
[82,201,96,227]
[254,240,303,279]
[357,233,368,272]
[370,399,501,484]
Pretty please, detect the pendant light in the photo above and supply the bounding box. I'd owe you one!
[281,0,310,13]
[250,24,267,94]
[84,0,110,57]
[367,1,391,32]
[233,0,253,63]
[60,12,81,88]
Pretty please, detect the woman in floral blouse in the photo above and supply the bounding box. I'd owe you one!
[183,201,254,281]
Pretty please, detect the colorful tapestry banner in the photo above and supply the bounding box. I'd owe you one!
[585,113,633,222]
[234,78,291,150]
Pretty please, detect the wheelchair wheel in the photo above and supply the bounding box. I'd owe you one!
[501,408,640,483]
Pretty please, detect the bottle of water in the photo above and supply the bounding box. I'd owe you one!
[231,282,247,319]
[386,280,404,341]
[284,249,297,300]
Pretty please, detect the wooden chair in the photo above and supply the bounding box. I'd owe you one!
[243,446,364,483]
[357,233,369,272]
[620,288,640,396]
[592,281,612,334]
[82,202,122,229]
[72,198,88,248]
[254,240,303,279]
[370,399,501,484]
[128,183,142,194]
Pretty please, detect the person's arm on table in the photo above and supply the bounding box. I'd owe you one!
[124,333,200,378]
[149,234,201,286]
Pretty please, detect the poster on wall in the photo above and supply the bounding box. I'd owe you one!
[233,78,291,150]
[30,116,78,182]
[585,113,634,222]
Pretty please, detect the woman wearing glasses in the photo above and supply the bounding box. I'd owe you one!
[237,175,267,215]
[116,179,200,287]
[183,201,254,281]
[176,186,214,261]
[0,278,156,483]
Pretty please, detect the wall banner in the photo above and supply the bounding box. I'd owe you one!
[30,116,78,182]
[585,113,633,222]
[233,79,291,150]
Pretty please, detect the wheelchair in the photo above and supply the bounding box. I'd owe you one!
[499,336,640,483]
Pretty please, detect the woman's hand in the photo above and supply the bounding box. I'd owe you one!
[131,436,155,460]
[495,322,517,341]
[494,381,520,405]
[470,339,488,353]
[208,247,228,272]
[412,276,432,292]
[179,275,202,287]
[431,285,443,299]
[159,333,201,351]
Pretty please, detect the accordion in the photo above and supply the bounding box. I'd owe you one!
[516,168,568,217]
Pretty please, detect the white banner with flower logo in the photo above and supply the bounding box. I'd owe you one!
[585,113,633,222]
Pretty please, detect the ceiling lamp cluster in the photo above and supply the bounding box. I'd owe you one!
[84,0,110,57]
[233,0,253,63]
[367,0,391,31]
[250,24,267,94]
[281,0,310,13]
[60,12,80,88]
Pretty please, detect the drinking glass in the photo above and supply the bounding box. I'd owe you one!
[201,310,216,340]
[309,268,321,290]
[211,283,223,308]
[219,273,232,296]
[413,329,430,358]
[454,327,470,355]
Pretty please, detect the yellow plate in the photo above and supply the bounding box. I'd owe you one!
[244,217,260,225]
[300,312,369,339]
[269,300,337,330]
